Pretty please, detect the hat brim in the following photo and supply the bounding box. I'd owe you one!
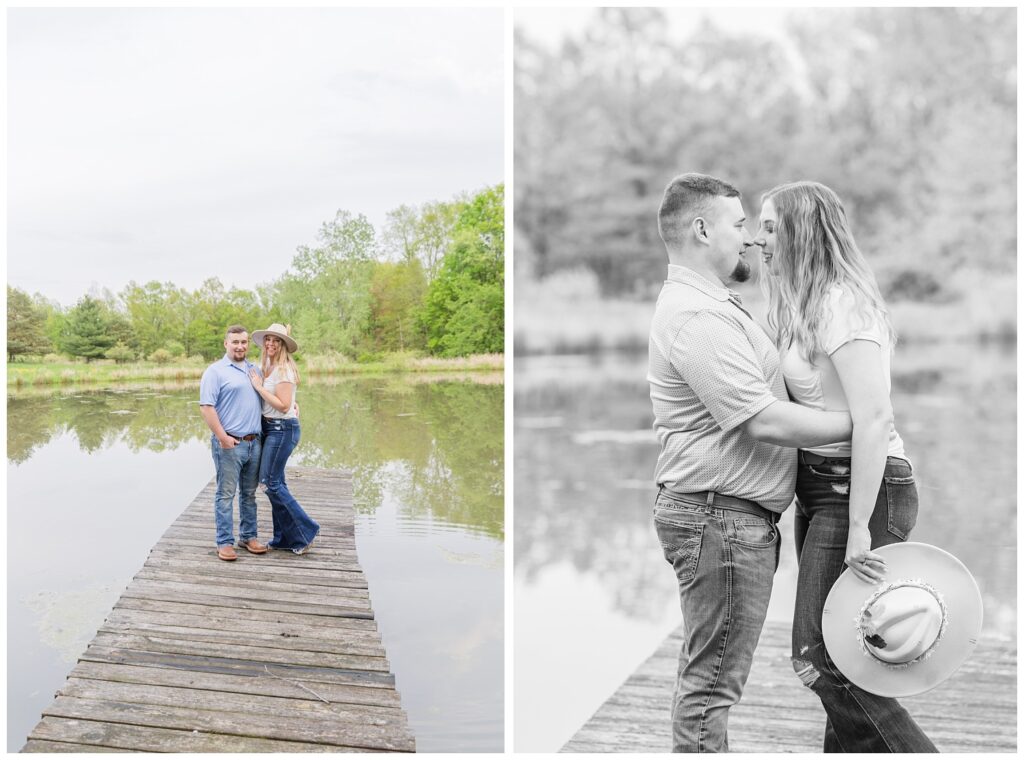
[822,542,983,698]
[251,330,297,353]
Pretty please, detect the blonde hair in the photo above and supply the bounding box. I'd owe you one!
[260,328,300,385]
[760,181,895,362]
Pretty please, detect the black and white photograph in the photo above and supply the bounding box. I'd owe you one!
[514,6,1015,753]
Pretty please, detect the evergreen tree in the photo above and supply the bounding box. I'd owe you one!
[61,296,115,361]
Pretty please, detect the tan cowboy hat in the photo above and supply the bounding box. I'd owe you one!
[822,542,983,698]
[251,323,298,353]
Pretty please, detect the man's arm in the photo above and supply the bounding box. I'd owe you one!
[200,404,237,448]
[740,400,852,448]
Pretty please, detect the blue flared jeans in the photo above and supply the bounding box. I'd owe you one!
[654,488,781,752]
[259,417,320,552]
[792,454,936,753]
[211,435,262,547]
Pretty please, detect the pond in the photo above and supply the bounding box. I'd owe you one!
[7,372,504,753]
[514,343,1016,752]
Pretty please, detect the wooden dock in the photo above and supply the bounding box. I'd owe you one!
[22,467,415,753]
[563,620,1016,753]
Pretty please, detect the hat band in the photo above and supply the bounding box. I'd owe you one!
[855,579,948,670]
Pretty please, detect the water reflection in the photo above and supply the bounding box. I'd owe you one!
[7,373,503,752]
[514,344,1016,749]
[8,375,504,539]
[515,344,1016,631]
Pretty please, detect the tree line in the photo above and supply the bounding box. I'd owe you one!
[8,184,504,362]
[515,8,1015,302]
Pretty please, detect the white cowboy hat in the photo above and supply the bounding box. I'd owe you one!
[251,323,298,353]
[822,542,983,698]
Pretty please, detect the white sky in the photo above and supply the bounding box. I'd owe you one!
[7,7,504,306]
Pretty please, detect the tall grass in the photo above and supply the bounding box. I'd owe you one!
[8,353,504,389]
[514,269,1016,356]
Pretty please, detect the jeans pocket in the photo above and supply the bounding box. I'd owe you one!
[729,516,778,549]
[805,461,852,480]
[654,503,705,585]
[883,473,919,540]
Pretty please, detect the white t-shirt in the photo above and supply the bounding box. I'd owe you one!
[262,365,298,419]
[780,287,905,459]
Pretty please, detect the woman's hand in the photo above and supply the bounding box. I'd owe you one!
[845,524,887,584]
[249,369,264,391]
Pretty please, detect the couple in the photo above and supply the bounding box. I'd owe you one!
[199,323,320,561]
[649,174,933,752]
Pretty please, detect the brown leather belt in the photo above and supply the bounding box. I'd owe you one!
[660,486,780,524]
[228,433,259,441]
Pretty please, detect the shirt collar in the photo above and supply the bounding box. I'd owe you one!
[666,264,735,303]
[221,354,252,370]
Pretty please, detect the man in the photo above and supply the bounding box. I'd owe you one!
[648,173,852,752]
[199,325,269,561]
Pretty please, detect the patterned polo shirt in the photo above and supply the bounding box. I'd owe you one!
[199,356,263,437]
[648,265,796,514]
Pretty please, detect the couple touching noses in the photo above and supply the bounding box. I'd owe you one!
[199,323,320,562]
[649,174,937,752]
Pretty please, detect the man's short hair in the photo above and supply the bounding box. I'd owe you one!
[658,173,740,248]
[225,324,248,338]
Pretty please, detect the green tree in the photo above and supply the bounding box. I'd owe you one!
[105,342,135,364]
[380,204,420,262]
[272,211,377,357]
[121,281,180,356]
[34,295,67,352]
[61,296,115,361]
[183,278,269,360]
[7,286,53,360]
[368,260,428,352]
[422,185,505,356]
[414,200,462,281]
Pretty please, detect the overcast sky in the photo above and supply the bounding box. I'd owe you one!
[8,7,503,306]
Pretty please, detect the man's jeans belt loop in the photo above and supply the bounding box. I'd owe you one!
[227,433,259,441]
[661,486,779,524]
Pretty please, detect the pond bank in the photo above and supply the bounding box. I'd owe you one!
[513,289,1015,356]
[8,353,504,390]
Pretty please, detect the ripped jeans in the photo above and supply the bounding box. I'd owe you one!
[791,454,936,753]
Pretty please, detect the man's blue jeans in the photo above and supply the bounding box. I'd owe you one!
[211,435,261,547]
[792,455,936,753]
[654,489,780,752]
[259,417,320,552]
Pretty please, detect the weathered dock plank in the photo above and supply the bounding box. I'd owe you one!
[563,620,1015,753]
[23,467,415,753]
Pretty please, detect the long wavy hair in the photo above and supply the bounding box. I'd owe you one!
[260,328,301,385]
[760,181,895,362]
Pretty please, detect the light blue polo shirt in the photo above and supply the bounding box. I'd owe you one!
[199,356,263,437]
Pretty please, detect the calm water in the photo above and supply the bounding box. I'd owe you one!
[7,373,504,752]
[514,343,1016,752]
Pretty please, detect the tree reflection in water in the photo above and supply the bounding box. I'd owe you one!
[515,345,1016,634]
[7,374,504,540]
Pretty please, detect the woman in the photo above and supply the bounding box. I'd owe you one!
[248,323,320,554]
[755,182,936,752]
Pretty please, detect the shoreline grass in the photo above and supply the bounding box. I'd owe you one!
[7,352,504,390]
[513,291,1015,357]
